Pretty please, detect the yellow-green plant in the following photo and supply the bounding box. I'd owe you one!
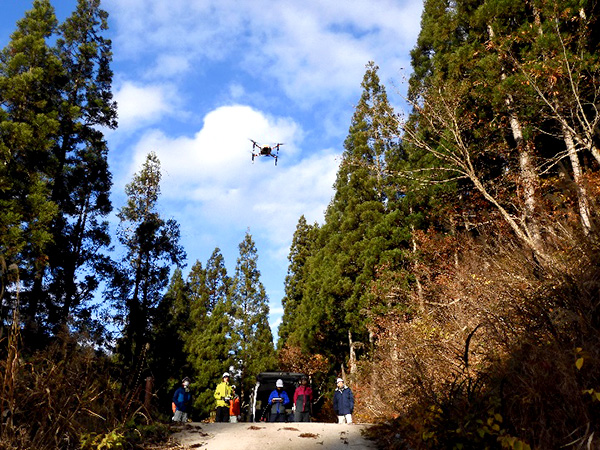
[80,430,126,450]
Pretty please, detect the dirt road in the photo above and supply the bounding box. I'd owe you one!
[171,422,377,450]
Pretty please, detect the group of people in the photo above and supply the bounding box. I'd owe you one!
[267,375,314,422]
[171,373,354,424]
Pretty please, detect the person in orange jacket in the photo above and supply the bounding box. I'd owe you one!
[229,385,241,423]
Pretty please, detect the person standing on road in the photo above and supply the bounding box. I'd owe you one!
[333,377,354,424]
[214,372,234,422]
[172,377,192,422]
[229,385,241,423]
[268,379,290,422]
[293,375,313,422]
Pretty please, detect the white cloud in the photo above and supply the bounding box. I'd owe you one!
[106,0,423,105]
[125,103,338,262]
[99,0,423,333]
[129,105,300,182]
[114,81,177,131]
[146,54,191,78]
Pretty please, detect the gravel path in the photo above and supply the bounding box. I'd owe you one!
[171,422,377,450]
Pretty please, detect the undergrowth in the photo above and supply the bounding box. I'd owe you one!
[0,327,172,450]
[358,228,600,449]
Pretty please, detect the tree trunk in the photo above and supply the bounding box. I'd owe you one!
[491,23,542,247]
[505,88,542,247]
[144,376,154,416]
[348,330,356,375]
[410,217,424,312]
[563,124,593,235]
[590,145,600,166]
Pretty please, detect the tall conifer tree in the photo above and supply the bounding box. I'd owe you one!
[0,0,61,334]
[405,0,600,252]
[44,0,117,331]
[277,215,318,349]
[295,62,403,372]
[110,152,185,375]
[230,232,276,400]
[0,0,116,344]
[185,249,233,418]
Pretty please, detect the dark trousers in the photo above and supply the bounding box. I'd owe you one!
[295,411,310,422]
[269,412,285,422]
[215,406,229,422]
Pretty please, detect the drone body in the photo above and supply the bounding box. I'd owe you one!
[250,139,283,165]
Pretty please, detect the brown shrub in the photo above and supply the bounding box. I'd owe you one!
[0,330,133,450]
[356,226,600,449]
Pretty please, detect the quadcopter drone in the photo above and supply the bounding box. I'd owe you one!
[250,139,283,165]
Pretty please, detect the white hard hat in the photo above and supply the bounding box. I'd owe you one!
[336,378,344,384]
[276,379,284,388]
[223,372,230,378]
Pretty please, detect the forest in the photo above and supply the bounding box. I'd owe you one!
[1,0,600,449]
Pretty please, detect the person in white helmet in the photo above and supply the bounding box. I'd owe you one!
[333,377,354,424]
[229,385,241,423]
[268,379,290,422]
[172,377,192,422]
[214,372,233,422]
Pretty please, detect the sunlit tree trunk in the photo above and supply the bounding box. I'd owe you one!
[490,23,542,247]
[563,124,593,235]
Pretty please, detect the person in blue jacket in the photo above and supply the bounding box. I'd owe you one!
[172,377,192,422]
[333,377,354,424]
[268,379,290,422]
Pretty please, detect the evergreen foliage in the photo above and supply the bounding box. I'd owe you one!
[44,0,116,336]
[1,1,599,447]
[185,249,234,418]
[0,0,61,336]
[277,215,318,349]
[0,0,116,346]
[148,267,191,408]
[110,152,186,377]
[230,231,276,400]
[286,62,407,373]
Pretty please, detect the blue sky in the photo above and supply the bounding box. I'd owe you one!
[2,0,423,337]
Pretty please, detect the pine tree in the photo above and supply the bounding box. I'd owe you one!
[0,0,61,335]
[43,0,117,332]
[230,232,276,401]
[294,62,404,373]
[185,248,233,419]
[277,215,319,349]
[110,152,185,375]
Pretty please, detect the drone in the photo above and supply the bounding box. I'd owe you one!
[250,139,283,165]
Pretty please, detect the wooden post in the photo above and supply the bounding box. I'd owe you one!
[144,376,154,415]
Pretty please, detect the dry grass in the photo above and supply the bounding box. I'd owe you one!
[356,224,600,449]
[0,328,156,450]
